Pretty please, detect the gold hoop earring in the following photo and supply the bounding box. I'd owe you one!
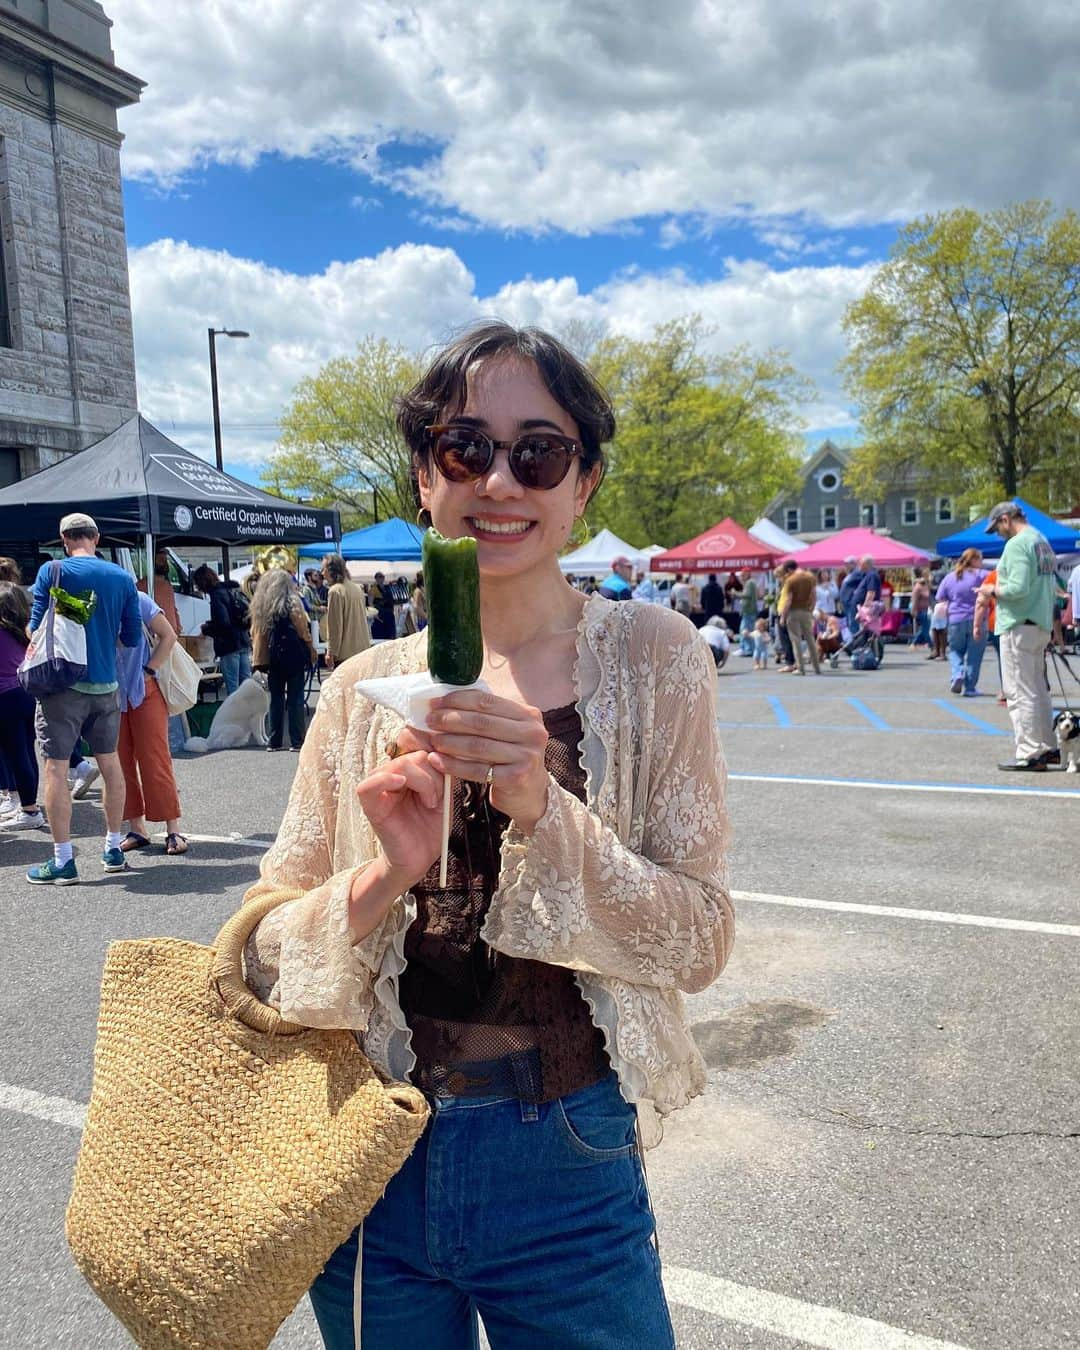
[416,508,432,529]
[570,515,590,548]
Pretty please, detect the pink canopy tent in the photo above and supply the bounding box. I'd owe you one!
[653,518,783,572]
[779,527,931,568]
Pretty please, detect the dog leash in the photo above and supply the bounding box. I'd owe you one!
[1048,646,1080,712]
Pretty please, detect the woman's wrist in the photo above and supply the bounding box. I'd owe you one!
[347,856,415,944]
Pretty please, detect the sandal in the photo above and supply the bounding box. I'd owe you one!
[120,831,151,853]
[165,833,189,856]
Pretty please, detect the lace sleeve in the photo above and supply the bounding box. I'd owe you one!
[482,623,733,993]
[241,670,402,1030]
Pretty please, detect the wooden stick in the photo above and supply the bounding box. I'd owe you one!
[439,772,452,889]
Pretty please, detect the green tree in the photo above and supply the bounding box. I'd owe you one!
[265,338,424,527]
[588,317,808,546]
[841,201,1080,507]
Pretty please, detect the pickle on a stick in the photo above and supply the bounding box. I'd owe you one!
[422,529,482,685]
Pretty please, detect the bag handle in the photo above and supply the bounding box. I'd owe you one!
[209,888,310,1037]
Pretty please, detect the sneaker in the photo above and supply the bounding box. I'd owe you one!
[997,758,1047,772]
[1040,749,1062,766]
[0,810,46,830]
[950,678,963,694]
[102,846,128,872]
[71,764,100,800]
[27,857,79,885]
[0,790,14,817]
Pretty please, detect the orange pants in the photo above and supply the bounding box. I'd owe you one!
[118,678,180,823]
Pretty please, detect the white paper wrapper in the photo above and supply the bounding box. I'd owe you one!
[354,672,490,729]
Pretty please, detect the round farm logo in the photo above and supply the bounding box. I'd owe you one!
[173,505,193,531]
[697,532,735,555]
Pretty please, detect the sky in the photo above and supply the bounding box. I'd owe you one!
[109,0,1080,484]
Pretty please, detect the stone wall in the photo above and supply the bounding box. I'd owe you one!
[0,0,141,471]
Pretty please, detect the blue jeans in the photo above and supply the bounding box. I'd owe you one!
[218,647,251,696]
[947,619,987,693]
[910,610,931,645]
[309,1072,674,1349]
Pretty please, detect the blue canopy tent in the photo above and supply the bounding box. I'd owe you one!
[298,516,424,562]
[936,498,1080,558]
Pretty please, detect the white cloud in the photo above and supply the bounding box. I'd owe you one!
[128,240,871,469]
[112,0,1080,234]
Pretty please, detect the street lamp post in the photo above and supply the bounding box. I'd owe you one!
[208,326,249,580]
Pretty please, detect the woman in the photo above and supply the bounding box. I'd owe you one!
[242,323,733,1349]
[251,568,317,752]
[814,569,838,619]
[910,568,931,648]
[410,571,427,631]
[936,547,989,696]
[116,590,187,854]
[0,583,45,830]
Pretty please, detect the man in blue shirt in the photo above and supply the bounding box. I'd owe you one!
[597,555,634,601]
[26,513,142,885]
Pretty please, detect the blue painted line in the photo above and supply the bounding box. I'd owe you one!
[933,698,1008,737]
[765,695,792,728]
[846,697,891,731]
[717,721,986,737]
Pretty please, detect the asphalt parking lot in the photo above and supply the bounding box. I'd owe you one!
[1,643,1077,1349]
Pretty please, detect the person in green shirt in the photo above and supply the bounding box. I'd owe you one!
[979,502,1057,770]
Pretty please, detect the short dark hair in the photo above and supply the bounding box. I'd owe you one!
[0,556,21,584]
[781,560,797,573]
[396,321,615,509]
[191,564,217,589]
[322,554,347,584]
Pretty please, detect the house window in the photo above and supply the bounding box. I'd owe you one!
[784,507,801,533]
[821,504,838,530]
[860,503,877,528]
[0,448,17,487]
[937,496,954,523]
[819,468,841,493]
[902,498,919,526]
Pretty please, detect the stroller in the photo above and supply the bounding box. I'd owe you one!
[831,601,885,669]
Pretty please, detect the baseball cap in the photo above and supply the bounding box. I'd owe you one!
[985,501,1023,532]
[611,555,632,568]
[59,512,98,534]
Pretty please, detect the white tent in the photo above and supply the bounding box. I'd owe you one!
[558,528,650,575]
[749,517,808,553]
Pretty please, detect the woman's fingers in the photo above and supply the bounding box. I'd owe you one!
[357,753,443,813]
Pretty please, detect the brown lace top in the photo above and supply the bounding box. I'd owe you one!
[399,703,609,1102]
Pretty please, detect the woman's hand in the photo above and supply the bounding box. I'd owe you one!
[426,689,550,834]
[355,751,446,888]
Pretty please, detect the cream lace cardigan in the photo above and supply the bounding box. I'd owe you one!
[244,594,734,1143]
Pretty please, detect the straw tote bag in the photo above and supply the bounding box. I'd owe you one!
[66,889,429,1350]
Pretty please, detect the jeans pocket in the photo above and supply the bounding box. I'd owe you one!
[555,1075,638,1162]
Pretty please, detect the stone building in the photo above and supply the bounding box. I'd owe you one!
[0,0,142,489]
[763,440,956,555]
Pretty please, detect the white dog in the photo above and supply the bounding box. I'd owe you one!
[184,674,270,754]
[1053,709,1080,773]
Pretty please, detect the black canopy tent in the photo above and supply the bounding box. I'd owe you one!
[0,415,340,552]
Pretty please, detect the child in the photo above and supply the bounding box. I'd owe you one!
[929,599,948,660]
[817,613,843,664]
[752,617,770,670]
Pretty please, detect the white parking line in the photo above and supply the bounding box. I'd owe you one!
[665,1264,969,1349]
[664,1264,970,1349]
[730,771,1080,800]
[0,1078,970,1350]
[734,890,1080,938]
[0,1081,86,1130]
[155,831,268,849]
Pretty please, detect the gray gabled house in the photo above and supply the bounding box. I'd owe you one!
[763,441,954,555]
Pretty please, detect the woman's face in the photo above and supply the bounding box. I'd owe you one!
[417,356,598,580]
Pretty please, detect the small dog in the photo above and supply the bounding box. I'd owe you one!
[184,674,270,754]
[1053,709,1080,773]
